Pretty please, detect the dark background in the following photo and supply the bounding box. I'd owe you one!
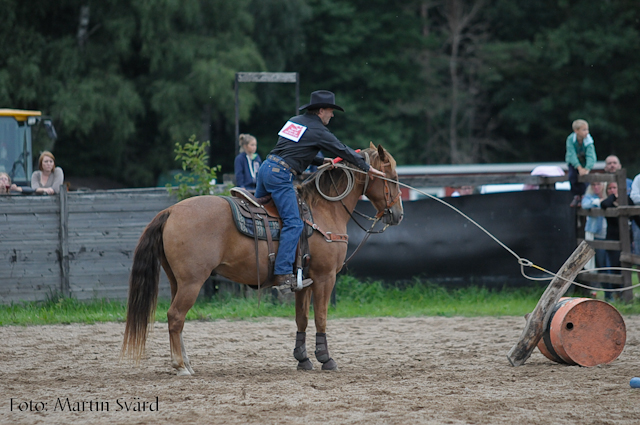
[344,190,576,285]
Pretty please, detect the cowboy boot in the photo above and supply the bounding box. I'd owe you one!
[275,274,313,294]
[274,274,296,293]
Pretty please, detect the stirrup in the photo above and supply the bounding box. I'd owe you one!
[277,278,313,294]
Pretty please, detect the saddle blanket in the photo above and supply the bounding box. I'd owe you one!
[221,196,313,241]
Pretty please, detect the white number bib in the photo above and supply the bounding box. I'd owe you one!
[278,121,307,142]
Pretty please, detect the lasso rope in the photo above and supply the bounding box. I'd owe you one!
[314,163,355,201]
[331,163,640,294]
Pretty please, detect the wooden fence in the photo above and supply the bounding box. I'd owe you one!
[1,170,638,304]
[1,188,177,303]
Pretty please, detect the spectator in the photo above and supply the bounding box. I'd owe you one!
[234,134,262,191]
[601,181,636,301]
[581,181,608,294]
[604,155,632,192]
[605,155,638,255]
[31,151,64,195]
[565,119,596,207]
[0,172,23,194]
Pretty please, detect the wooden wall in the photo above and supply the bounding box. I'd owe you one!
[0,188,177,304]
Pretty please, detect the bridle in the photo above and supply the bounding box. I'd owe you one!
[345,151,401,231]
[324,151,402,265]
[366,156,402,220]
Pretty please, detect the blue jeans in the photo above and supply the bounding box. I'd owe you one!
[254,159,303,276]
[568,164,588,196]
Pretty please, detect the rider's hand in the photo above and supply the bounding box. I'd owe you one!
[368,166,385,179]
[323,158,334,165]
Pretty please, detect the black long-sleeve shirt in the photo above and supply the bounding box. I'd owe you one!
[601,194,636,240]
[270,113,370,175]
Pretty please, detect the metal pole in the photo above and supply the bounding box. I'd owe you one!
[234,73,240,158]
[295,72,300,115]
[58,185,70,297]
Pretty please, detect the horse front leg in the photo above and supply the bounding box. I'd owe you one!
[294,288,314,370]
[312,276,338,371]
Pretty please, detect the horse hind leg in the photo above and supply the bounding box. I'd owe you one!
[160,256,195,375]
[167,284,201,376]
[180,333,195,375]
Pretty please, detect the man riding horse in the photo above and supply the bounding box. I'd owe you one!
[255,90,386,293]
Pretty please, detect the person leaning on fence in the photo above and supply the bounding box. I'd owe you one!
[31,151,64,195]
[254,90,385,293]
[604,155,632,192]
[605,154,638,255]
[0,172,22,194]
[581,181,608,297]
[565,119,596,208]
[234,133,262,191]
[601,181,638,300]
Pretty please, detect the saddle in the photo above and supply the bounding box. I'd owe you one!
[222,187,313,288]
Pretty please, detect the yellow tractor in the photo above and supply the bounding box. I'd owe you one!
[0,109,57,186]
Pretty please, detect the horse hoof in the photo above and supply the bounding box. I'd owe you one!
[297,359,314,371]
[321,358,338,371]
[176,368,192,376]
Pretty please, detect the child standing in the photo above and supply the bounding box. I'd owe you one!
[565,119,597,207]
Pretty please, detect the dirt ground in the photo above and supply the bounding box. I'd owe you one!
[1,315,639,425]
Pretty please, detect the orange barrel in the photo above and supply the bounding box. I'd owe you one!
[537,297,626,367]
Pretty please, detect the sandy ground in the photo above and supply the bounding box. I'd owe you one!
[1,315,639,425]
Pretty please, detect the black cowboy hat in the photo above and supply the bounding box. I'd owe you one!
[299,90,344,112]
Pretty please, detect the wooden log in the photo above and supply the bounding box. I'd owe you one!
[507,240,595,366]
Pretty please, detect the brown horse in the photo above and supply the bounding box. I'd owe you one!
[121,143,403,375]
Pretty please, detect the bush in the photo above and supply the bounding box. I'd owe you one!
[166,135,221,201]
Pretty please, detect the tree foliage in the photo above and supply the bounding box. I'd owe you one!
[1,0,639,187]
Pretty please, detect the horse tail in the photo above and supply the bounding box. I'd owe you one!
[121,209,170,362]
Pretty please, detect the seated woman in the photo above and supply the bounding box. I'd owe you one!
[234,134,262,191]
[31,151,64,195]
[0,172,23,194]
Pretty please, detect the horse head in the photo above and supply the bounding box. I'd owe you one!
[361,142,404,226]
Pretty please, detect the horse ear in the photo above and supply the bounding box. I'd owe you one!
[369,141,376,150]
[377,144,387,162]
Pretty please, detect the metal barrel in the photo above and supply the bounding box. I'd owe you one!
[536,297,626,367]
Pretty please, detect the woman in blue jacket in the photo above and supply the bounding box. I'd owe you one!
[234,133,262,190]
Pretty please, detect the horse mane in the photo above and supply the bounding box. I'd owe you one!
[298,147,391,206]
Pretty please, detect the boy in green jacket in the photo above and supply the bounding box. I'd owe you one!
[566,119,597,207]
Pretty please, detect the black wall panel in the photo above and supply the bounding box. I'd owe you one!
[344,190,576,285]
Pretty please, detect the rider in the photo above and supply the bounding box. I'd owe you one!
[254,90,386,292]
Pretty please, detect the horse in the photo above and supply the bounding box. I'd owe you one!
[121,143,404,375]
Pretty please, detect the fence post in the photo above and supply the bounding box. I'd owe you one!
[616,169,633,302]
[58,185,70,296]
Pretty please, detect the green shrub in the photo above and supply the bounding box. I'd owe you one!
[166,135,222,201]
